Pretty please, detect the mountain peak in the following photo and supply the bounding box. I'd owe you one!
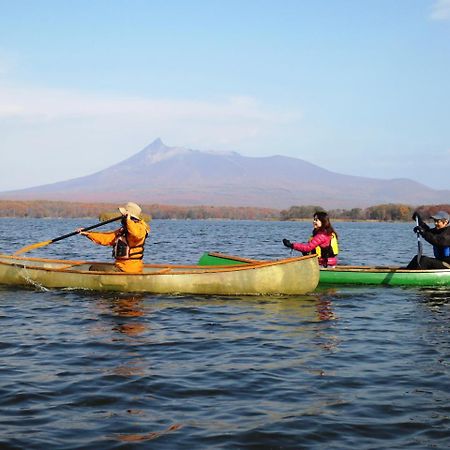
[128,138,191,165]
[135,139,238,165]
[145,137,165,150]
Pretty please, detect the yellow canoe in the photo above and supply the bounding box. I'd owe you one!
[0,254,319,295]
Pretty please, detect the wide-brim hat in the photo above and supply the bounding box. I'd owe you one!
[430,211,449,221]
[118,202,142,219]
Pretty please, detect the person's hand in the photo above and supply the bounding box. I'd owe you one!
[282,238,293,249]
[76,228,87,236]
[412,211,422,222]
[120,214,129,226]
[413,226,424,235]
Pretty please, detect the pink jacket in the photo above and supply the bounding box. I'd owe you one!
[292,231,338,267]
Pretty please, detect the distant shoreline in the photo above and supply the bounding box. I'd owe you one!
[0,199,448,222]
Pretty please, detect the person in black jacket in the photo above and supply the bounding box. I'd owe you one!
[406,210,450,270]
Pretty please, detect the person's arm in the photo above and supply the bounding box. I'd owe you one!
[82,230,119,246]
[292,233,329,253]
[422,227,450,247]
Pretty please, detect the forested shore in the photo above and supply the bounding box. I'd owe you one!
[0,200,448,221]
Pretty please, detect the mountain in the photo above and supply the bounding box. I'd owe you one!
[1,138,449,209]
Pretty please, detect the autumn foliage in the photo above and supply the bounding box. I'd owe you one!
[281,204,450,221]
[0,200,448,221]
[0,200,279,220]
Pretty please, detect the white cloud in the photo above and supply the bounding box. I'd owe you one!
[0,84,300,124]
[0,83,302,153]
[430,0,450,20]
[0,82,303,190]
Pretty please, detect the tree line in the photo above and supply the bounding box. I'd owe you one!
[280,204,450,221]
[0,200,448,221]
[0,200,279,220]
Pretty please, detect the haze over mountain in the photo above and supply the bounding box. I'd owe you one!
[1,139,448,209]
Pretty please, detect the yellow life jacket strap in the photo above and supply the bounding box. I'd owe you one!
[310,232,339,257]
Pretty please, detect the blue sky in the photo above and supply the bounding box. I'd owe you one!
[1,0,449,191]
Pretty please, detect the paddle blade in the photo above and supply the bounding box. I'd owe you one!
[13,240,52,256]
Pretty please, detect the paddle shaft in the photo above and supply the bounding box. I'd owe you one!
[415,216,423,267]
[13,215,123,255]
[51,215,123,243]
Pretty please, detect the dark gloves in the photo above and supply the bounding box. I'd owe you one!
[283,238,293,249]
[412,211,426,227]
[413,226,424,235]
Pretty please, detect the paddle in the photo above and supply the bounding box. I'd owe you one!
[13,215,123,256]
[415,216,423,268]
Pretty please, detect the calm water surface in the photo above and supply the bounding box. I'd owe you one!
[0,219,449,449]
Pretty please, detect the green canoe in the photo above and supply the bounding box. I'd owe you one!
[0,253,319,295]
[198,252,450,287]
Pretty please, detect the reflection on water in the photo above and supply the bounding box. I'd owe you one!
[87,294,152,378]
[184,293,338,324]
[110,295,148,336]
[316,298,337,322]
[418,287,450,307]
[115,423,183,443]
[92,294,149,337]
[111,296,146,317]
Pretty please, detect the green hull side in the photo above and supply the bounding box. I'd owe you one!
[197,253,248,266]
[319,268,450,286]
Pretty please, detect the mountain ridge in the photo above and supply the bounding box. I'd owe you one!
[1,138,448,209]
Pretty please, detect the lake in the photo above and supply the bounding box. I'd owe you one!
[0,218,449,449]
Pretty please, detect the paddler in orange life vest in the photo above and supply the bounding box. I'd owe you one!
[77,202,150,273]
[282,211,339,267]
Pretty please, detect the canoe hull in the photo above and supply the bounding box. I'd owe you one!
[319,266,450,286]
[199,252,450,287]
[0,254,319,295]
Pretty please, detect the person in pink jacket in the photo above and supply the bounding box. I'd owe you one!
[283,211,339,267]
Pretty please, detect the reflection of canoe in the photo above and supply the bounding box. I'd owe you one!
[198,252,450,287]
[0,253,319,295]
